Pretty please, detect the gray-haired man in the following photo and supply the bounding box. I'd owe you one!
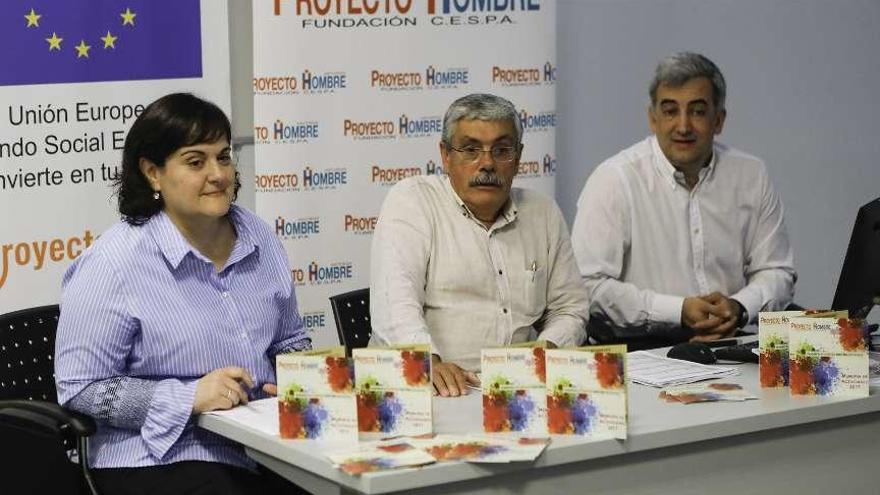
[370,93,588,396]
[571,52,796,348]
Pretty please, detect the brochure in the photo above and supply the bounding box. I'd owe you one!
[758,310,847,388]
[660,382,757,404]
[276,347,358,442]
[352,345,433,436]
[326,440,436,475]
[545,345,627,439]
[481,342,547,435]
[758,311,805,388]
[788,317,869,397]
[409,434,549,463]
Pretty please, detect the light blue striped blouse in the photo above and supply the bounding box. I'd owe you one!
[55,205,310,469]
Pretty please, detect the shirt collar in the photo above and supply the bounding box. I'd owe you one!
[650,135,718,190]
[148,205,258,270]
[442,175,518,228]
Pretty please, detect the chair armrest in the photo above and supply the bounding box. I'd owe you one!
[0,400,96,437]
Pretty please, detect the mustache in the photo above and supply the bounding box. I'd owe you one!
[469,172,503,187]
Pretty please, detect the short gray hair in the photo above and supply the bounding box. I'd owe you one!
[441,93,523,145]
[649,52,726,112]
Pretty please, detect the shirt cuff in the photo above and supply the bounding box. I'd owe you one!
[537,321,586,348]
[141,378,198,461]
[650,294,686,326]
[730,290,762,327]
[373,327,437,359]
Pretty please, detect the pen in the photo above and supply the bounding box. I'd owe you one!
[530,260,537,282]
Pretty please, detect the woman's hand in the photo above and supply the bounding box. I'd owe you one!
[192,367,255,414]
[262,383,278,396]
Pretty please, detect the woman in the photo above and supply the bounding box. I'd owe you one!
[55,93,310,494]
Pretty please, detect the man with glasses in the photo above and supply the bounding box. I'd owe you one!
[571,52,796,348]
[370,93,588,397]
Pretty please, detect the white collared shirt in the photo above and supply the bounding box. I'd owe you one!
[370,175,588,371]
[571,136,796,330]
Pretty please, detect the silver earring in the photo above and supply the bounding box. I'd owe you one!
[153,191,161,200]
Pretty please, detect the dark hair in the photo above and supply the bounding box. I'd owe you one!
[115,92,239,225]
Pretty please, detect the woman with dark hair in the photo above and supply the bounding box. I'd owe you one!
[54,93,310,494]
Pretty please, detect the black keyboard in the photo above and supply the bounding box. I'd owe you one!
[713,341,759,363]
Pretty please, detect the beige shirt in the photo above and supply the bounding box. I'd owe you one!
[571,136,796,331]
[370,175,588,371]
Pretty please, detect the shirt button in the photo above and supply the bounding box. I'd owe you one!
[502,308,508,314]
[498,270,503,275]
[693,229,700,234]
[222,291,229,298]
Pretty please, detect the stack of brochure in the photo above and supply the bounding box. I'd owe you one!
[627,351,738,387]
[325,440,436,475]
[325,434,549,475]
[659,383,757,404]
[407,434,549,463]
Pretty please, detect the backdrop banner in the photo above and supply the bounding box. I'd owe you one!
[0,0,231,313]
[253,0,557,347]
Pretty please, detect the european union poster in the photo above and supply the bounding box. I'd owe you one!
[0,1,202,86]
[0,1,229,314]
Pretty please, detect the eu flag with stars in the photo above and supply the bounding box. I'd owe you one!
[1,1,202,87]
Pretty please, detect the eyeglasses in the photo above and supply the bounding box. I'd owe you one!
[445,143,520,163]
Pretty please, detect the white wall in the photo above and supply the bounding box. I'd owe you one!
[556,0,880,310]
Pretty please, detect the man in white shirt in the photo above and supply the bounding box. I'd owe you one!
[371,93,588,396]
[571,52,796,347]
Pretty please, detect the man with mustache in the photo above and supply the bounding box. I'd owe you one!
[370,93,588,396]
[571,52,796,348]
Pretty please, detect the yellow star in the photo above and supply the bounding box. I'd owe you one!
[25,8,42,27]
[101,31,118,49]
[75,40,91,59]
[46,32,63,51]
[120,8,136,26]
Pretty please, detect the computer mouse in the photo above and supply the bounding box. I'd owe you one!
[666,342,717,365]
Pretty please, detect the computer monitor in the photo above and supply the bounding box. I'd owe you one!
[832,197,880,319]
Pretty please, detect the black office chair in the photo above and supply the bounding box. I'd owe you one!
[328,288,372,356]
[0,305,100,495]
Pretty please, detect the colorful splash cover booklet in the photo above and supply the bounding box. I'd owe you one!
[545,345,628,439]
[788,316,869,397]
[408,434,549,463]
[352,345,432,437]
[325,440,436,476]
[758,310,806,388]
[276,346,358,442]
[481,341,547,436]
[758,310,847,388]
[659,383,757,404]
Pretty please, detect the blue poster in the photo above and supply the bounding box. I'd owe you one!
[0,0,202,86]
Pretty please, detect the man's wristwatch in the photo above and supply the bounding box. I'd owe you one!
[734,301,749,328]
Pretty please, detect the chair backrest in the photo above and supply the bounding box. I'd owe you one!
[0,304,60,402]
[0,304,100,495]
[328,288,371,355]
[0,407,82,493]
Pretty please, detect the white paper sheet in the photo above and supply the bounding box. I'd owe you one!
[627,351,739,388]
[202,397,279,437]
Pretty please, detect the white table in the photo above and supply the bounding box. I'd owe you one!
[199,354,880,494]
